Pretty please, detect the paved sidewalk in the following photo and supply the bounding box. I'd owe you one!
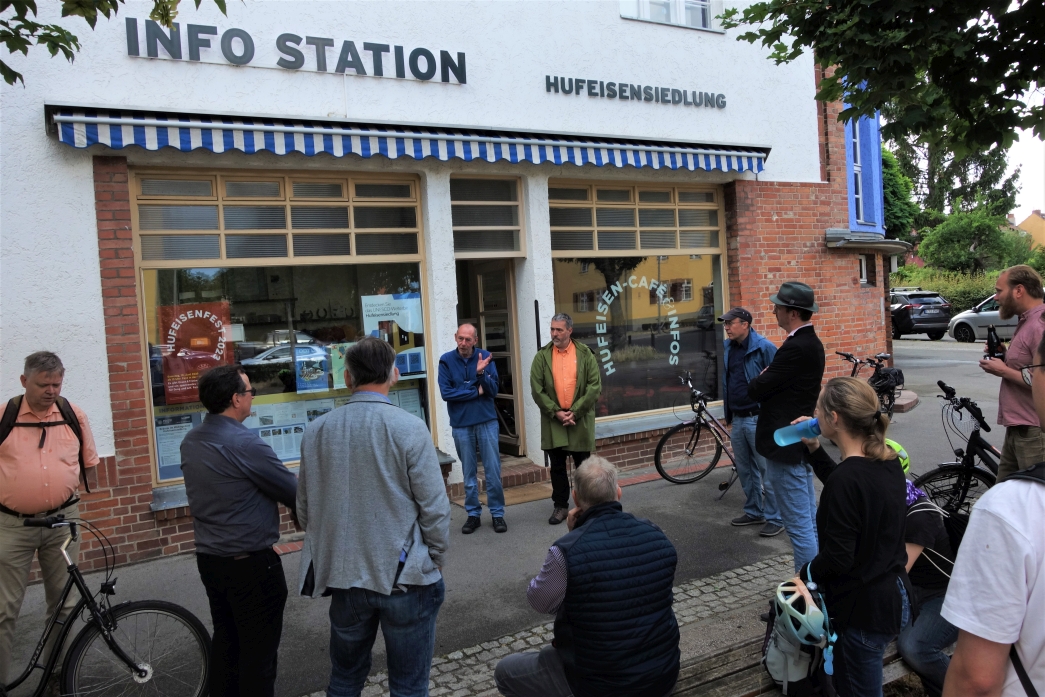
[303,553,793,697]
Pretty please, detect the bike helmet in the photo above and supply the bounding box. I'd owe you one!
[886,438,910,474]
[774,580,829,647]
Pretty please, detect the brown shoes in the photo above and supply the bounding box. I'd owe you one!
[548,507,568,525]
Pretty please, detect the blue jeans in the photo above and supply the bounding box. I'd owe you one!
[452,420,505,518]
[765,458,818,572]
[731,416,781,525]
[834,578,910,697]
[327,579,445,697]
[897,595,958,697]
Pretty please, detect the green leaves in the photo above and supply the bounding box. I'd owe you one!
[718,0,1044,153]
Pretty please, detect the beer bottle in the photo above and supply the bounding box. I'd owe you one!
[985,324,1006,359]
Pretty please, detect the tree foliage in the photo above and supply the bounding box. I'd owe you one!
[719,0,1044,155]
[917,207,1010,273]
[881,147,918,243]
[1,0,226,85]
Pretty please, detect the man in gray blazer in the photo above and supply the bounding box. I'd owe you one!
[298,337,451,697]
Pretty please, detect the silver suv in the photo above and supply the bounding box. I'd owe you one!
[948,295,1018,343]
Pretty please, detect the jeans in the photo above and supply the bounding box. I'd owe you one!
[327,579,445,697]
[897,595,958,697]
[765,458,818,571]
[196,548,288,697]
[453,420,505,518]
[731,416,780,525]
[834,578,910,697]
[494,645,573,697]
[547,448,591,508]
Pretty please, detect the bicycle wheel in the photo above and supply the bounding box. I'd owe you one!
[654,421,723,484]
[913,465,995,516]
[879,389,896,418]
[62,600,210,697]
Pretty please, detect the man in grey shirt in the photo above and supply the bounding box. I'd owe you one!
[298,337,451,697]
[181,364,298,697]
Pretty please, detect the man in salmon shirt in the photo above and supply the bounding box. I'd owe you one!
[0,351,99,684]
[530,313,602,525]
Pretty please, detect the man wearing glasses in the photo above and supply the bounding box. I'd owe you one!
[181,364,299,697]
[978,265,1045,481]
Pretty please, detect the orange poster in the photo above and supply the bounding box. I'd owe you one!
[158,301,233,405]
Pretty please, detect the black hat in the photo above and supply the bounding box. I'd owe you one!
[718,307,752,324]
[770,282,819,312]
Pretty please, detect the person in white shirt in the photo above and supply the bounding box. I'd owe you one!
[940,329,1045,696]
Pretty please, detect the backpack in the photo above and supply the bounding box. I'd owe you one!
[762,596,837,696]
[0,395,89,493]
[906,499,967,576]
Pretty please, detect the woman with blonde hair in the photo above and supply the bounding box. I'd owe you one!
[792,377,912,697]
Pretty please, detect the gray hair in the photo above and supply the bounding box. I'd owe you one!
[574,456,619,507]
[345,337,397,387]
[551,313,573,330]
[24,351,65,378]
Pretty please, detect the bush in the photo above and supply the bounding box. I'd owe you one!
[890,267,999,313]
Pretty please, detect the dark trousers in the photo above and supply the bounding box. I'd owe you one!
[547,448,591,508]
[196,548,288,697]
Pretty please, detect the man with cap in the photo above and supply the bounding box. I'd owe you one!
[719,307,782,537]
[748,282,825,572]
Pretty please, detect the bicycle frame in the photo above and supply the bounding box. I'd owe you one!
[5,524,145,697]
[678,375,740,498]
[949,427,1001,478]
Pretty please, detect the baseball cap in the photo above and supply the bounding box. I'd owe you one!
[718,307,752,324]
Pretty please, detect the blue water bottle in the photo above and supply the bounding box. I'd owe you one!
[773,418,820,446]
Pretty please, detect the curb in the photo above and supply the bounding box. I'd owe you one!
[893,390,919,413]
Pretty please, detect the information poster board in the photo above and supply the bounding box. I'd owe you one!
[154,413,198,480]
[361,293,426,377]
[329,342,355,390]
[157,301,233,404]
[295,347,331,394]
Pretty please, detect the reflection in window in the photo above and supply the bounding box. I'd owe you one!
[553,256,721,418]
[141,263,428,480]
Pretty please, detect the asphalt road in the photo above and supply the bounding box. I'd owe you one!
[8,335,1007,697]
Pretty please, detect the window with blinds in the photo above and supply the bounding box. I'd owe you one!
[547,183,723,255]
[450,178,524,257]
[133,173,422,262]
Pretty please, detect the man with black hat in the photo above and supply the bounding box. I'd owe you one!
[719,307,782,537]
[748,282,825,572]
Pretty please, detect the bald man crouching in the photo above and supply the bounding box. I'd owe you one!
[438,324,507,533]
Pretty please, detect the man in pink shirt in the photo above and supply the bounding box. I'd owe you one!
[979,265,1045,481]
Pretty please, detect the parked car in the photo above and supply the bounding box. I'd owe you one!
[241,344,327,365]
[947,294,1019,343]
[237,330,323,360]
[890,287,952,340]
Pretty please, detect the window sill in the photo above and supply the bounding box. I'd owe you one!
[595,401,725,440]
[620,15,725,34]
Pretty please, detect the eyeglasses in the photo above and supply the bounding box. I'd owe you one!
[1020,365,1045,386]
[237,387,258,397]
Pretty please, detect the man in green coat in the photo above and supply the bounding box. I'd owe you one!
[530,313,603,524]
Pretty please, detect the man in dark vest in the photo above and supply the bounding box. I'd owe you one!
[494,456,680,697]
[748,282,825,573]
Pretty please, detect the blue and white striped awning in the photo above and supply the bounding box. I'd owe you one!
[51,109,767,173]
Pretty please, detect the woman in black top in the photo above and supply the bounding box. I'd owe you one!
[794,377,912,697]
[897,485,958,697]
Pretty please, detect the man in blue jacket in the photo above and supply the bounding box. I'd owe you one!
[439,324,507,533]
[719,307,782,537]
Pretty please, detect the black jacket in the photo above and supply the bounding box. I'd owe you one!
[747,325,825,463]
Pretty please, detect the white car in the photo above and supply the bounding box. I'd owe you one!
[947,295,1018,343]
[241,344,327,365]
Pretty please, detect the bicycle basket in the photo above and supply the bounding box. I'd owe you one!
[870,368,904,392]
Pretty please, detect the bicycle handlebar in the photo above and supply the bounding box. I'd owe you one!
[835,351,856,361]
[937,380,957,400]
[23,515,66,528]
[960,398,992,433]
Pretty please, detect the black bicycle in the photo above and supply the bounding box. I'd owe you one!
[911,380,999,515]
[654,371,739,498]
[835,351,904,417]
[3,515,210,697]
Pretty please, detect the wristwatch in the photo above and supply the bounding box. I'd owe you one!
[476,370,485,376]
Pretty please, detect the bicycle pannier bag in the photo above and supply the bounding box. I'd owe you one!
[871,367,905,392]
[761,600,836,696]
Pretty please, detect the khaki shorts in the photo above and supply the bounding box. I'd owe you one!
[998,425,1045,482]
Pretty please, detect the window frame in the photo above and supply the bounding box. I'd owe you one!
[449,175,527,259]
[844,114,886,234]
[619,0,725,33]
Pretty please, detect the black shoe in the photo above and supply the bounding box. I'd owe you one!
[760,611,771,623]
[759,522,785,537]
[549,507,569,525]
[462,516,481,534]
[493,517,508,533]
[731,514,766,527]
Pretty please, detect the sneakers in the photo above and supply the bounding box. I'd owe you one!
[731,513,766,527]
[493,517,508,533]
[759,522,785,537]
[462,516,481,534]
[548,507,569,525]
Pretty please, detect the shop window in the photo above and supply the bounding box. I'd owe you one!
[141,262,429,482]
[450,178,524,257]
[133,173,421,262]
[620,0,723,31]
[845,115,886,234]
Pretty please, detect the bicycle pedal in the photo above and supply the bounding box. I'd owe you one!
[718,481,730,491]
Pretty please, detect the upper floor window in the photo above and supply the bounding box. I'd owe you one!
[845,114,885,235]
[620,0,723,31]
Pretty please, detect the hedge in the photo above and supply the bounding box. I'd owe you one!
[890,267,998,313]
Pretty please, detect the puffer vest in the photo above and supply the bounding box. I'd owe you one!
[553,501,680,697]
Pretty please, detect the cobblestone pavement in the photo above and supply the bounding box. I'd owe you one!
[303,553,794,697]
